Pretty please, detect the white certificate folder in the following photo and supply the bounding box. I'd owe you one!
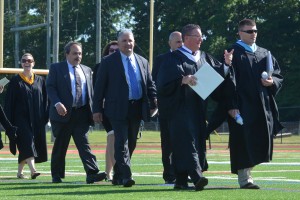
[0,77,10,87]
[189,62,224,100]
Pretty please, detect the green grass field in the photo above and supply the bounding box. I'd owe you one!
[0,131,299,200]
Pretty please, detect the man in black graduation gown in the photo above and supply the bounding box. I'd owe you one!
[152,31,183,184]
[225,19,284,189]
[156,24,232,191]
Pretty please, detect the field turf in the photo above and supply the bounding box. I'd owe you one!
[0,131,299,199]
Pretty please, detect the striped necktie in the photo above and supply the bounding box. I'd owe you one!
[73,66,83,107]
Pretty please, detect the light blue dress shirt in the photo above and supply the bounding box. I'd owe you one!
[120,52,143,100]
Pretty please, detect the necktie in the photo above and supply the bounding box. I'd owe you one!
[73,66,83,107]
[127,57,140,99]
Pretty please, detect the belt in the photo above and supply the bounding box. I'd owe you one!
[128,99,142,104]
[72,104,88,110]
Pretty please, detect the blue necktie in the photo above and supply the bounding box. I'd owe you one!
[127,57,140,99]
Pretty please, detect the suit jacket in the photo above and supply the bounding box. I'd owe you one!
[93,50,157,122]
[46,61,94,125]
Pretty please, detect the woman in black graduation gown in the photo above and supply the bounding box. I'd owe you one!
[5,53,49,179]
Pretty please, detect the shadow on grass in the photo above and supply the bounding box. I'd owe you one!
[0,181,239,196]
[12,187,240,197]
[204,186,238,190]
[0,183,174,196]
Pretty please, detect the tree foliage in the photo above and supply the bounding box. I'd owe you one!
[3,0,300,119]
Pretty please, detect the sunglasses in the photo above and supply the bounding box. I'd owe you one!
[21,59,34,63]
[240,30,258,34]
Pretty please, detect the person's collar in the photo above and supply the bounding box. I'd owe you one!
[67,60,78,68]
[181,45,199,56]
[236,40,257,52]
[182,45,193,54]
[120,51,134,60]
[170,47,180,52]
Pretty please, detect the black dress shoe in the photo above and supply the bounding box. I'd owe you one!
[86,172,107,184]
[52,177,62,183]
[112,179,122,185]
[174,183,194,190]
[240,183,260,189]
[31,172,41,179]
[195,177,208,191]
[165,179,176,184]
[123,178,135,187]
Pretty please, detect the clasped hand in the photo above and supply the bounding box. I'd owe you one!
[261,76,274,87]
[182,75,197,86]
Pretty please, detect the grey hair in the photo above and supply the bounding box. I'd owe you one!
[169,31,181,41]
[117,29,134,40]
[64,41,82,54]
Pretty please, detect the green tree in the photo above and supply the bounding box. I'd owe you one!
[3,0,299,120]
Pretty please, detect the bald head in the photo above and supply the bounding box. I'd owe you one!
[168,31,183,51]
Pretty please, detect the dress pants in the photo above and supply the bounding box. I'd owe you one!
[51,105,99,178]
[111,99,142,181]
[238,167,254,187]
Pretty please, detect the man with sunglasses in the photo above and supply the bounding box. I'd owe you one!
[225,19,284,189]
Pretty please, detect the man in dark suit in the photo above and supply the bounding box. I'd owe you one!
[152,31,182,184]
[93,30,157,187]
[46,41,106,184]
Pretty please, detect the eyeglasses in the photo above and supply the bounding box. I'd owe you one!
[240,30,258,34]
[109,48,118,53]
[21,59,34,63]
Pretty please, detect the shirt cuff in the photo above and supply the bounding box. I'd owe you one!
[54,102,61,107]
